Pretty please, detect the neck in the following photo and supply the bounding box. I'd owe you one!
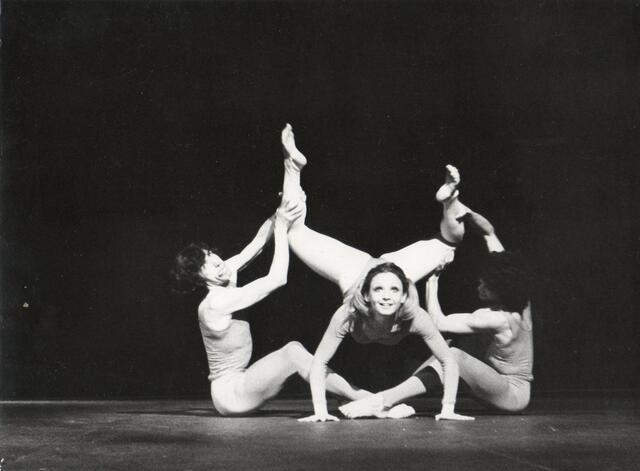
[368,311,396,329]
[206,280,229,290]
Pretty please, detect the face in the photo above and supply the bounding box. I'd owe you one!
[364,272,408,316]
[477,279,495,301]
[200,251,231,286]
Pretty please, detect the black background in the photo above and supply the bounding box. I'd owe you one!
[2,1,639,399]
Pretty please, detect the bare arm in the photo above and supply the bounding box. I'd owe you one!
[425,275,507,334]
[299,308,348,422]
[411,311,472,421]
[462,212,505,253]
[225,215,276,273]
[200,216,289,330]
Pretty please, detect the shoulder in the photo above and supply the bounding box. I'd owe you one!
[409,308,438,336]
[328,303,353,338]
[198,292,233,332]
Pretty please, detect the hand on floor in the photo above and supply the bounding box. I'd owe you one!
[298,413,340,423]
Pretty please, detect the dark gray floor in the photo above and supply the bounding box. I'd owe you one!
[1,396,639,470]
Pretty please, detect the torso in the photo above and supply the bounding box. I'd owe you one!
[484,309,534,381]
[349,316,412,345]
[199,314,253,382]
[197,270,253,382]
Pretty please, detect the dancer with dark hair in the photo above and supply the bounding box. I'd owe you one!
[339,243,533,418]
[279,125,499,422]
[172,131,369,416]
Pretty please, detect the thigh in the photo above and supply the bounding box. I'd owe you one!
[381,239,455,282]
[289,225,372,292]
[453,349,514,409]
[210,373,262,416]
[241,345,301,399]
[210,346,301,416]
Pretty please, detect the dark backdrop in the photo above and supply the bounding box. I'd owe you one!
[2,1,639,398]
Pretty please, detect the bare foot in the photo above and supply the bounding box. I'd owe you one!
[386,404,416,419]
[339,393,385,419]
[435,164,461,202]
[281,123,307,171]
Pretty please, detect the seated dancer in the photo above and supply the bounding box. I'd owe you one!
[172,148,369,417]
[279,124,495,422]
[339,234,533,418]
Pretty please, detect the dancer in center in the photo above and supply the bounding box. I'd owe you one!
[280,124,493,422]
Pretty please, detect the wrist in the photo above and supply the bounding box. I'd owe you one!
[313,401,328,416]
[440,402,454,415]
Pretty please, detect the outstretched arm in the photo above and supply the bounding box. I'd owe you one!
[299,308,348,423]
[225,215,276,272]
[425,274,508,334]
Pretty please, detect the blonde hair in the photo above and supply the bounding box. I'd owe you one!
[346,262,420,323]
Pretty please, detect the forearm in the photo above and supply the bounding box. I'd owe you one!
[439,356,460,409]
[255,215,276,245]
[425,278,446,325]
[310,359,329,416]
[266,223,289,285]
[243,216,276,258]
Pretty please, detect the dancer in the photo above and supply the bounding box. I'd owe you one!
[279,124,494,422]
[339,244,533,418]
[172,155,368,418]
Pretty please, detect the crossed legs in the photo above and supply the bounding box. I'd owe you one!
[340,347,530,418]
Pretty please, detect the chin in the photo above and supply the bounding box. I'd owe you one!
[375,309,397,317]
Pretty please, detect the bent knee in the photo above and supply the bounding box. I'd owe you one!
[449,347,467,360]
[282,341,309,358]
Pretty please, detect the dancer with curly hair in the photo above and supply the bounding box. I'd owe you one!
[172,128,369,416]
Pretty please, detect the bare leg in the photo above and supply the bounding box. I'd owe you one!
[437,165,469,244]
[238,342,369,413]
[382,165,501,281]
[281,123,307,206]
[411,348,527,412]
[339,348,448,418]
[437,165,504,251]
[339,377,427,419]
[281,124,371,293]
[381,165,465,281]
[449,348,528,412]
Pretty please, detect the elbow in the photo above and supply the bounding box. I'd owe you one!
[266,272,287,289]
[275,274,287,289]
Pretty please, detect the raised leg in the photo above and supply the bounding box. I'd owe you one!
[281,124,372,293]
[381,165,464,281]
[382,165,501,281]
[281,123,307,206]
[437,165,504,251]
[288,223,372,293]
[437,165,470,244]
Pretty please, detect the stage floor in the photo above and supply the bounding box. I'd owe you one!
[1,395,639,470]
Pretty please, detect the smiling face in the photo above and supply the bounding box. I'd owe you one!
[200,250,231,286]
[364,272,408,316]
